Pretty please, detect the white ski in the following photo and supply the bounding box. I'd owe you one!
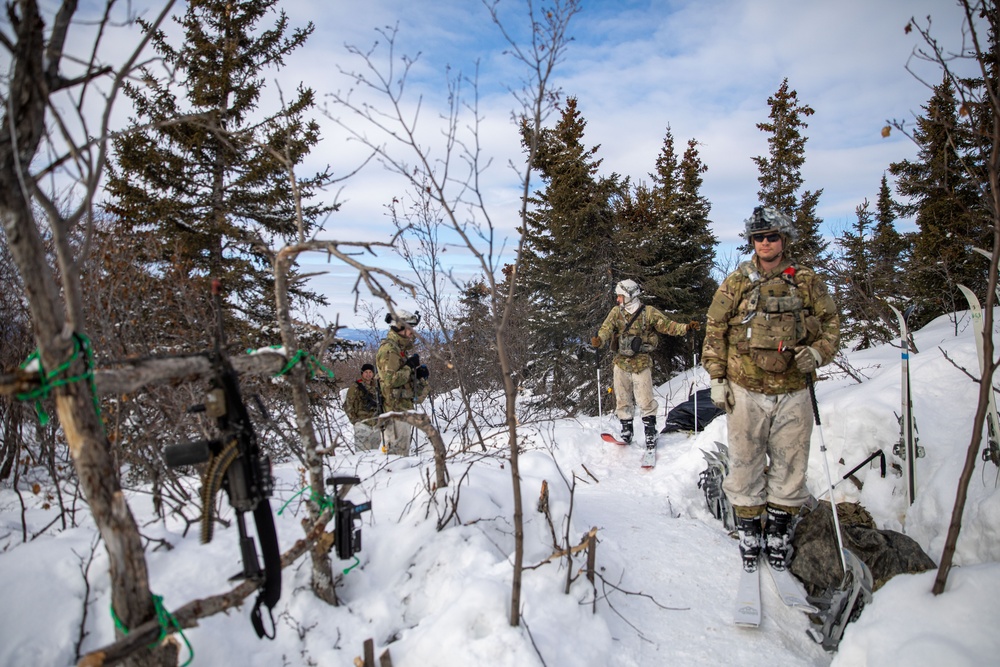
[766,563,818,612]
[886,302,921,505]
[640,446,656,469]
[957,282,1000,467]
[734,564,761,627]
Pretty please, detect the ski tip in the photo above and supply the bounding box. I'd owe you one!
[600,433,628,446]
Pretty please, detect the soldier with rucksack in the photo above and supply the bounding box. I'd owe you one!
[590,279,700,449]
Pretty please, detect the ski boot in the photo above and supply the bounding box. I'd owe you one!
[736,514,763,573]
[642,415,657,449]
[764,505,794,571]
[620,419,634,445]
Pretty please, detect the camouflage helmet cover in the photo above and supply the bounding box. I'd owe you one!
[744,206,797,243]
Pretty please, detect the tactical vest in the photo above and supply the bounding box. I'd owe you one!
[617,306,658,357]
[732,261,809,373]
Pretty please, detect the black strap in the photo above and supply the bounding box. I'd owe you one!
[622,305,645,334]
[250,499,281,639]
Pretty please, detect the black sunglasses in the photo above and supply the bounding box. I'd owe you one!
[751,232,782,243]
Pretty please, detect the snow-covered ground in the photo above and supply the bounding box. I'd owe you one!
[2,310,999,666]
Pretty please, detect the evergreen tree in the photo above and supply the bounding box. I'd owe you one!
[104,0,333,344]
[889,77,986,327]
[520,98,620,413]
[870,174,908,300]
[625,130,716,378]
[752,78,827,264]
[836,199,878,349]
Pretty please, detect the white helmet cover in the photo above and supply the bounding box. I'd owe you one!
[385,309,421,329]
[615,279,641,305]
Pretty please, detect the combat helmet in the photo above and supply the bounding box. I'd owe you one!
[744,206,797,243]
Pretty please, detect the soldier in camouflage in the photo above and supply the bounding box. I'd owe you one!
[701,206,840,573]
[376,309,430,456]
[591,279,700,447]
[344,363,382,451]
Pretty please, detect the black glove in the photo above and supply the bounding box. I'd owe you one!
[630,336,642,354]
[405,353,421,369]
[415,364,429,380]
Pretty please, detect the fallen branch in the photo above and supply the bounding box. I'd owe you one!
[1,350,289,397]
[77,509,333,667]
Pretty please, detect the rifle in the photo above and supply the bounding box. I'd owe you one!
[163,280,282,639]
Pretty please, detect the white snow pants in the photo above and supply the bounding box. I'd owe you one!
[722,383,812,510]
[613,365,658,420]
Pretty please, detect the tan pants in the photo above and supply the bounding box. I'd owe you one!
[612,365,658,420]
[722,383,812,510]
[382,419,413,456]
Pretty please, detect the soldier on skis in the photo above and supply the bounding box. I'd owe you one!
[344,363,382,451]
[590,279,700,448]
[376,309,431,456]
[702,206,840,573]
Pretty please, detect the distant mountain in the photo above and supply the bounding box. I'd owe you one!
[335,328,377,344]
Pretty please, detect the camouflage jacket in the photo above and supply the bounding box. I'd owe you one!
[701,255,840,395]
[375,330,429,411]
[345,377,379,423]
[596,305,690,373]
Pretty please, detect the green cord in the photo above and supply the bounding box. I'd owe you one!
[16,333,102,427]
[343,555,361,575]
[110,594,194,666]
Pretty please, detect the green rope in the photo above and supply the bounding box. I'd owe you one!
[110,594,194,666]
[277,485,336,516]
[15,333,102,427]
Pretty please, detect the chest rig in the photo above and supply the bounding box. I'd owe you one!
[735,261,808,373]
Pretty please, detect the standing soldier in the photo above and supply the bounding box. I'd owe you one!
[376,309,430,456]
[344,363,381,451]
[590,279,700,449]
[701,206,840,573]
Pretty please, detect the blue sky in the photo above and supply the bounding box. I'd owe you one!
[60,0,974,329]
[273,0,973,329]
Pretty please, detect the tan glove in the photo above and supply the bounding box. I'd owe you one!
[710,378,734,411]
[687,320,701,332]
[795,346,823,374]
[591,336,603,348]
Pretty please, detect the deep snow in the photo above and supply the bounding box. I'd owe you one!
[1,310,999,666]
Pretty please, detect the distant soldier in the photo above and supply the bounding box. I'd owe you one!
[702,206,840,573]
[344,363,381,451]
[590,279,700,449]
[376,309,430,455]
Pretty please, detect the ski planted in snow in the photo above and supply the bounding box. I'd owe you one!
[766,563,818,612]
[641,445,656,469]
[969,247,1000,467]
[886,303,922,505]
[734,562,761,627]
[957,283,1000,468]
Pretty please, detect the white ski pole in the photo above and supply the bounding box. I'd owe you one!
[692,350,699,432]
[807,374,849,577]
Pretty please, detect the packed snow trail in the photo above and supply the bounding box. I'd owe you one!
[567,424,831,666]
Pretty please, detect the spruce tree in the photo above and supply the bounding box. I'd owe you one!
[104,0,333,344]
[625,130,716,378]
[889,77,985,327]
[836,199,877,349]
[752,78,827,264]
[520,97,620,413]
